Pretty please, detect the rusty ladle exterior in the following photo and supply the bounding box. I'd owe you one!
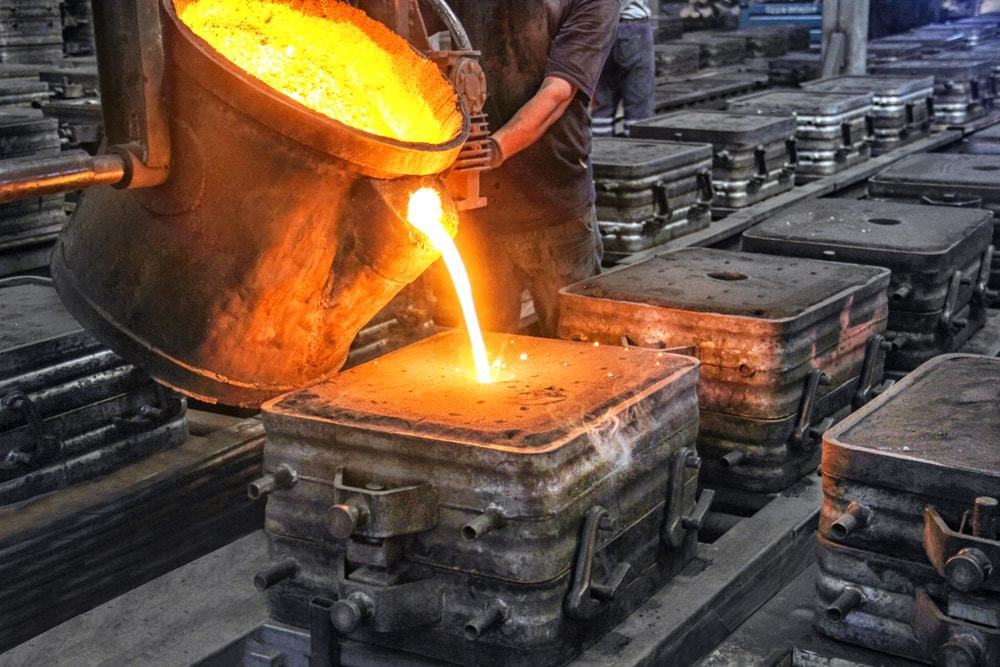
[49,0,471,407]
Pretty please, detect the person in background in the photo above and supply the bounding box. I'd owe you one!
[427,1,620,336]
[593,0,656,137]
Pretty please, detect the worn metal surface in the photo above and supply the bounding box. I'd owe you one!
[630,110,796,208]
[654,44,701,78]
[652,72,768,116]
[259,332,705,665]
[802,76,934,155]
[700,564,921,666]
[727,90,872,177]
[235,476,820,667]
[51,0,470,408]
[869,152,1000,290]
[0,415,265,652]
[0,278,191,503]
[872,60,993,125]
[820,354,1000,563]
[744,199,992,306]
[0,109,65,275]
[815,536,1000,666]
[680,33,747,68]
[592,137,714,255]
[559,248,890,492]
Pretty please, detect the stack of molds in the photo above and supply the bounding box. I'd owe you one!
[0,0,62,63]
[0,277,188,505]
[872,32,968,55]
[655,14,685,42]
[655,44,702,78]
[802,76,934,155]
[38,63,102,152]
[60,0,95,56]
[258,332,709,667]
[0,110,64,276]
[869,152,1000,290]
[872,60,993,125]
[815,354,1000,667]
[720,27,788,58]
[767,52,822,86]
[654,73,763,114]
[681,32,747,68]
[591,137,713,262]
[866,42,923,65]
[912,23,996,48]
[728,90,872,181]
[557,248,890,493]
[743,199,995,373]
[630,110,796,209]
[928,46,1000,101]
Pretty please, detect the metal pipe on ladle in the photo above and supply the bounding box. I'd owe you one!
[0,151,128,203]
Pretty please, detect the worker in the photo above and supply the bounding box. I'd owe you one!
[593,0,656,137]
[428,1,621,336]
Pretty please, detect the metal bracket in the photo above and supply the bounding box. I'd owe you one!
[0,390,61,470]
[973,245,998,309]
[791,369,833,450]
[924,504,1000,593]
[853,335,893,409]
[111,385,184,434]
[914,588,1000,667]
[339,569,444,633]
[662,448,713,548]
[939,271,965,334]
[754,144,769,177]
[697,170,715,204]
[786,138,799,168]
[652,180,672,220]
[564,506,632,620]
[328,469,438,540]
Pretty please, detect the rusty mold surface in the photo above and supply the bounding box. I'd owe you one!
[817,355,1000,665]
[259,332,704,665]
[824,354,1000,485]
[558,248,890,492]
[265,330,696,453]
[560,247,888,327]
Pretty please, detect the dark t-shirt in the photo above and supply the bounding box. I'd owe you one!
[447,0,620,230]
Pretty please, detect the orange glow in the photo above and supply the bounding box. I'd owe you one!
[407,188,493,384]
[177,0,462,144]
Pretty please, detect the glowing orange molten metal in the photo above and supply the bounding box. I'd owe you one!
[177,0,462,144]
[407,188,493,384]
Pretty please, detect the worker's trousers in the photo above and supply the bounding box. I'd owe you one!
[593,20,656,136]
[433,209,603,337]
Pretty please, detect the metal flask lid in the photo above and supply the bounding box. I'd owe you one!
[50,0,470,408]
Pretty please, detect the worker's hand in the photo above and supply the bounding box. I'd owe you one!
[484,136,505,170]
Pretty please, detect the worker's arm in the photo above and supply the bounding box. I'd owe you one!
[488,76,577,166]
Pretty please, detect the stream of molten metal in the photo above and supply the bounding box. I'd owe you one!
[407,188,493,384]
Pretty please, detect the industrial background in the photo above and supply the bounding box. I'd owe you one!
[0,0,999,666]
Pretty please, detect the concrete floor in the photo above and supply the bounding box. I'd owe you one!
[3,532,269,667]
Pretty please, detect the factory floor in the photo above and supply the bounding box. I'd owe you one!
[4,529,923,667]
[3,533,267,667]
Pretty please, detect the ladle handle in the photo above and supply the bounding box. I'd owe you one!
[0,150,126,203]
